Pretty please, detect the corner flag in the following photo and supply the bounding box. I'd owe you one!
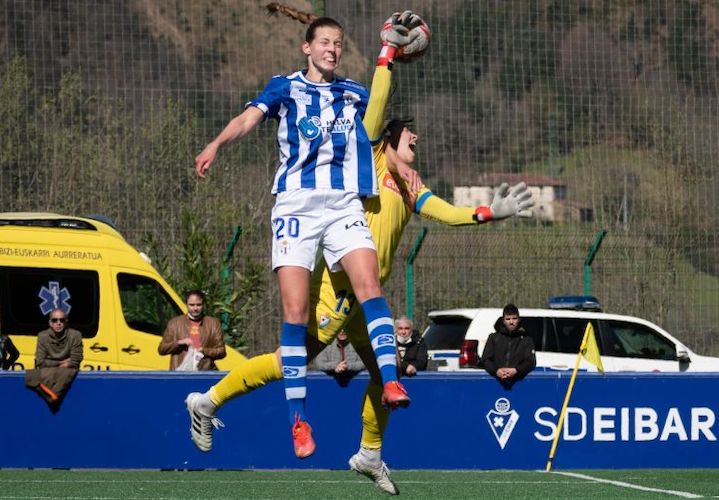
[580,322,604,373]
[546,321,604,471]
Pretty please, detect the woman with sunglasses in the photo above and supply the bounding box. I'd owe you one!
[35,308,83,369]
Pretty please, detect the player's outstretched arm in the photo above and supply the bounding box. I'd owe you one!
[195,106,265,178]
[416,182,535,226]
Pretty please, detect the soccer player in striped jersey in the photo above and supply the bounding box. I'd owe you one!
[187,10,533,492]
[193,16,409,459]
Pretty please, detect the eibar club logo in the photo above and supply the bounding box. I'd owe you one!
[486,398,520,449]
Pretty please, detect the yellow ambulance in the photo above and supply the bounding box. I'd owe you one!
[0,213,246,370]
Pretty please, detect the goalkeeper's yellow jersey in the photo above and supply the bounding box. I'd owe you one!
[308,64,482,346]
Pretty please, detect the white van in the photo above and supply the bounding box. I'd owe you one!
[422,298,719,372]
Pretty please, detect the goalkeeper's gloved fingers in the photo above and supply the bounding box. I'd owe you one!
[509,182,534,208]
[397,10,414,27]
[508,181,528,197]
[400,19,431,56]
[398,11,425,29]
[494,182,510,200]
[381,24,410,47]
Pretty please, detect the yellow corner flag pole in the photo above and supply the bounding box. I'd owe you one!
[545,322,602,472]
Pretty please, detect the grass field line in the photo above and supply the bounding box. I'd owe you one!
[551,471,703,498]
[0,478,592,486]
[0,478,588,485]
[0,497,239,500]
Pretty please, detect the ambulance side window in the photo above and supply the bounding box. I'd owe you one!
[117,273,182,335]
[0,266,100,338]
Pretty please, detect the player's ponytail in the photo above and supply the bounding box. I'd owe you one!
[265,3,343,43]
[265,3,317,25]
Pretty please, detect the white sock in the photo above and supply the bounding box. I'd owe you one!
[358,446,381,467]
[196,391,217,417]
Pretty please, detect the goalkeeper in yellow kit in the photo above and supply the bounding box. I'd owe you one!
[185,10,533,495]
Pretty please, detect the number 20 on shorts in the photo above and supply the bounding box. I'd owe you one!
[274,217,300,239]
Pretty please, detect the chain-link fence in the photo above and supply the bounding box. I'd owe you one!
[1,0,717,355]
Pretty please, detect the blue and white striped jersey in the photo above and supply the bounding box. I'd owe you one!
[249,71,378,197]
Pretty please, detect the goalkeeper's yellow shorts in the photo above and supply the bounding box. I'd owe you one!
[308,260,372,348]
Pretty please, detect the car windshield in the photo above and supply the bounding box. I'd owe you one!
[423,316,473,349]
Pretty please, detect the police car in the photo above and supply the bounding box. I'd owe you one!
[422,296,719,372]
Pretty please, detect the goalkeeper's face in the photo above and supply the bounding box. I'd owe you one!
[389,125,417,166]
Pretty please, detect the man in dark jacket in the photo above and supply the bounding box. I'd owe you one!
[395,316,428,377]
[481,304,535,387]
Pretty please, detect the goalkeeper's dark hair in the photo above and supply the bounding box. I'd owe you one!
[305,17,344,42]
[385,118,414,150]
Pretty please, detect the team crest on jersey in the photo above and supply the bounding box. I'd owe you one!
[298,116,322,140]
[279,239,291,255]
[319,315,331,328]
[343,92,358,105]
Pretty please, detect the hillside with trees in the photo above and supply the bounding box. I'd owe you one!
[1,0,717,354]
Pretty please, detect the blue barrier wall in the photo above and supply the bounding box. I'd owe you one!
[1,371,717,470]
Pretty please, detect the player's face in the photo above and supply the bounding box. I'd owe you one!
[395,126,418,165]
[303,26,343,81]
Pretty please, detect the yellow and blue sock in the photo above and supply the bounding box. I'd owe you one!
[280,321,308,423]
[360,296,397,384]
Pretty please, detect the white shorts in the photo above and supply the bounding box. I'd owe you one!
[271,189,376,272]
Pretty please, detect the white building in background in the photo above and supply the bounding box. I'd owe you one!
[453,173,592,223]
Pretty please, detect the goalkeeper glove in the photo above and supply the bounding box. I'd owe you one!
[378,10,429,65]
[378,11,412,66]
[474,182,535,222]
[395,12,431,61]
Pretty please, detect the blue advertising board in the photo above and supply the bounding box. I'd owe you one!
[0,371,716,469]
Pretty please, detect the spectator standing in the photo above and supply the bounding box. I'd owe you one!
[481,304,536,387]
[158,290,226,371]
[313,330,365,386]
[395,316,427,377]
[35,308,83,369]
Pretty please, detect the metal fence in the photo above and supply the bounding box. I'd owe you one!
[1,0,717,355]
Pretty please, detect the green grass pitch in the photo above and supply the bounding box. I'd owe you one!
[1,469,718,499]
